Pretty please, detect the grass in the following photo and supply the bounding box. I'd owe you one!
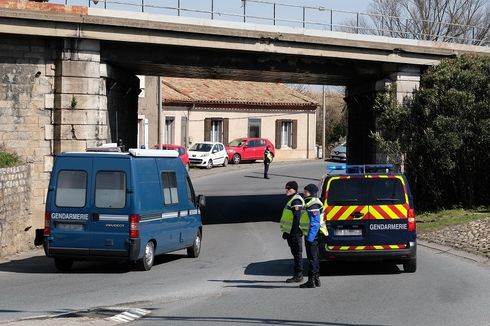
[0,150,20,168]
[416,207,490,233]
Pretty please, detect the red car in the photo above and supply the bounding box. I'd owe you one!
[152,144,190,170]
[226,138,275,164]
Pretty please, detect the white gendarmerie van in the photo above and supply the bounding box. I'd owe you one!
[43,148,205,271]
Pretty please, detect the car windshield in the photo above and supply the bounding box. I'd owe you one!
[228,139,245,147]
[189,143,212,152]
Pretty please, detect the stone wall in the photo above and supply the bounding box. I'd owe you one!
[0,35,140,258]
[0,165,32,257]
[0,35,55,234]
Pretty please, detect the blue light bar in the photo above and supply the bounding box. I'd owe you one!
[326,165,346,170]
[326,164,396,173]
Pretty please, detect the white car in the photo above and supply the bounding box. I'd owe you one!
[188,142,228,169]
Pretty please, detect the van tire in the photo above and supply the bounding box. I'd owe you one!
[232,154,241,164]
[403,258,417,273]
[138,241,155,271]
[54,258,73,272]
[222,158,228,167]
[187,230,201,258]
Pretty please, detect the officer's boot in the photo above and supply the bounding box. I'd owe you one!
[314,273,321,287]
[286,273,303,283]
[299,275,315,288]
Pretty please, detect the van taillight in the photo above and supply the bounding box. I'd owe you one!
[44,211,51,236]
[407,208,416,231]
[130,214,140,238]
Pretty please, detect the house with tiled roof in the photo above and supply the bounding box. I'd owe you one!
[138,77,319,160]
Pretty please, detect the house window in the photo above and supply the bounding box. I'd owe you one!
[281,121,292,147]
[275,119,297,149]
[181,116,188,147]
[211,119,222,142]
[248,118,261,138]
[204,118,229,144]
[165,117,175,144]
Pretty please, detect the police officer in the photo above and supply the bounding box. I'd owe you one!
[263,145,273,179]
[280,181,306,283]
[299,183,327,288]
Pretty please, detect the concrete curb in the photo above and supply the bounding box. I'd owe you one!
[418,239,490,266]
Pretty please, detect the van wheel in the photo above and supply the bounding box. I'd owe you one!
[222,158,228,167]
[206,160,213,169]
[232,154,241,164]
[403,258,417,273]
[138,241,155,271]
[54,258,73,272]
[187,230,201,258]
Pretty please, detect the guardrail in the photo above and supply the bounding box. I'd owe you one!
[49,0,488,45]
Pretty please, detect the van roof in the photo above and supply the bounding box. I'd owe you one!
[60,149,179,158]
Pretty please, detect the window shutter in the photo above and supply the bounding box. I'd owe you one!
[275,120,282,149]
[292,120,298,149]
[204,118,211,141]
[223,118,229,145]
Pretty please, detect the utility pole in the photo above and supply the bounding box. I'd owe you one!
[158,76,163,149]
[322,85,326,160]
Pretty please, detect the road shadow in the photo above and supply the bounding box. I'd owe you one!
[242,259,402,277]
[248,171,321,182]
[0,253,186,274]
[140,315,387,326]
[201,194,285,225]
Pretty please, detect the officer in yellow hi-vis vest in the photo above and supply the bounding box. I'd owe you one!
[280,181,307,283]
[299,183,328,288]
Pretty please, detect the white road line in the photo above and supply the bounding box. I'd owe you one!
[107,308,151,323]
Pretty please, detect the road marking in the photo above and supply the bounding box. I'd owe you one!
[107,308,151,323]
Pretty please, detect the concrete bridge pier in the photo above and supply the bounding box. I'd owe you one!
[345,67,421,164]
[52,38,139,154]
[52,39,107,153]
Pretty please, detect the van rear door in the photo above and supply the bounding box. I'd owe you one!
[89,157,131,257]
[367,176,411,249]
[325,177,370,250]
[48,157,92,254]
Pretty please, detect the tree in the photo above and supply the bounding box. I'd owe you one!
[345,0,489,45]
[373,55,490,210]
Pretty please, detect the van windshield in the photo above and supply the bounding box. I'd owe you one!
[55,170,87,207]
[189,143,212,152]
[327,177,406,206]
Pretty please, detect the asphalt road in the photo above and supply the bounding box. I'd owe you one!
[0,161,489,326]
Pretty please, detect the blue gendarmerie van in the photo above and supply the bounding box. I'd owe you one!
[43,148,204,271]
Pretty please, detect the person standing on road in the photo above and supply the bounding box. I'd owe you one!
[280,181,307,283]
[299,183,328,288]
[263,145,273,179]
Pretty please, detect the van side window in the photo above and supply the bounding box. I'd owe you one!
[186,176,196,204]
[95,171,126,208]
[56,170,87,208]
[161,172,179,205]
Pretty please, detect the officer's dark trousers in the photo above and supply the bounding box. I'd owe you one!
[305,237,319,276]
[263,162,270,178]
[287,232,303,275]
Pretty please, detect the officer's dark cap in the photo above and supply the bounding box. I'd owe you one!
[304,183,319,195]
[285,181,298,191]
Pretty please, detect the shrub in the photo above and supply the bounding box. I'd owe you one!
[0,150,20,168]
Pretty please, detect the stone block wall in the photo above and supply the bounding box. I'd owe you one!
[0,35,55,235]
[0,165,32,257]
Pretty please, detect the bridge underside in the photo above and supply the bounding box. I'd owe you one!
[102,41,404,86]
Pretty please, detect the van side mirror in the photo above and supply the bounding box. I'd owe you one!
[196,194,206,208]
